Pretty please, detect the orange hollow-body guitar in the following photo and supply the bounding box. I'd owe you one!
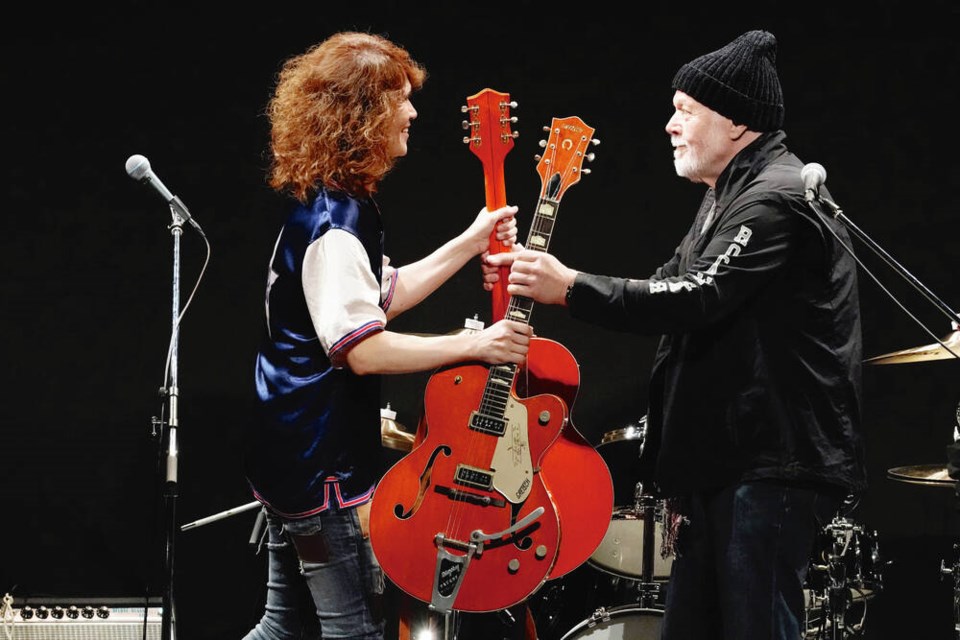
[517,113,614,580]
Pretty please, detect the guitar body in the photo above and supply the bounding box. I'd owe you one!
[370,361,565,612]
[518,338,615,580]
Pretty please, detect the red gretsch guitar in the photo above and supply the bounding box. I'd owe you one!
[369,92,564,613]
[463,91,614,580]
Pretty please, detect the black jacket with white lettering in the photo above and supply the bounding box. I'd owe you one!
[569,131,866,497]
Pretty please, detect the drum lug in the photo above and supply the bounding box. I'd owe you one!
[586,606,612,628]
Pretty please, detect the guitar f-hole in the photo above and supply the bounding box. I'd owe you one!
[394,445,451,519]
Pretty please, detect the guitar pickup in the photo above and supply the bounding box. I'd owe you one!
[455,464,493,491]
[470,410,506,436]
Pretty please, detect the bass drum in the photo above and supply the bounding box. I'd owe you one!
[560,606,663,640]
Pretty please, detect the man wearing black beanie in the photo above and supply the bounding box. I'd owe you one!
[486,30,866,639]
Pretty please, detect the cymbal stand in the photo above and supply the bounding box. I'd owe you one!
[806,516,865,639]
[940,543,960,639]
[633,482,662,609]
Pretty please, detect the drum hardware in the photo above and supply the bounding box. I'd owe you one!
[803,515,884,639]
[940,543,960,639]
[633,484,665,609]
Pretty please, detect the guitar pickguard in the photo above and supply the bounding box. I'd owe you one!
[489,398,533,503]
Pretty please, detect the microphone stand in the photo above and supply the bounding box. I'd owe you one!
[809,195,960,327]
[157,205,186,640]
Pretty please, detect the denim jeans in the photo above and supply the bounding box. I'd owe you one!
[243,507,385,640]
[660,481,841,640]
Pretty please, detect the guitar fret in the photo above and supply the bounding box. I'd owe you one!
[507,309,529,322]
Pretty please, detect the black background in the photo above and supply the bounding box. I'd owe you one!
[1,3,958,638]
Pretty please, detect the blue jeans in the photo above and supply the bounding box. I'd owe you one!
[660,481,841,640]
[243,507,385,640]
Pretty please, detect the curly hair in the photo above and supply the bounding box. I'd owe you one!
[266,32,427,202]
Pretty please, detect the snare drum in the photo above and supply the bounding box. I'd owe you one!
[560,605,663,640]
[588,506,673,580]
[590,418,673,581]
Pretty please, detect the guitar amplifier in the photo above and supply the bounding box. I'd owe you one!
[1,596,162,640]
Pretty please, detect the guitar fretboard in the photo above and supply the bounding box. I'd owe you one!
[473,192,562,423]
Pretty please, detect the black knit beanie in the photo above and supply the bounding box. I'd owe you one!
[672,30,784,132]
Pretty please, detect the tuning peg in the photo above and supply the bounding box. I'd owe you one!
[461,120,471,130]
[582,168,591,174]
[533,154,542,163]
[591,138,601,146]
[538,139,547,148]
[585,152,596,162]
[460,104,472,113]
[503,100,518,109]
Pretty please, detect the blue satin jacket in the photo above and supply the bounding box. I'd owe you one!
[245,189,386,517]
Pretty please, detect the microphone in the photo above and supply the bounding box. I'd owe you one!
[125,154,203,233]
[801,162,827,202]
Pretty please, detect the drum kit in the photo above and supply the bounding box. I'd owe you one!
[528,329,960,640]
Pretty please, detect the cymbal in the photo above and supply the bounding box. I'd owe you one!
[887,463,954,487]
[865,330,960,364]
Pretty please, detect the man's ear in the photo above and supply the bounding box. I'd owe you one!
[730,122,750,141]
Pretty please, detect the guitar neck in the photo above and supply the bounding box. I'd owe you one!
[485,163,511,323]
[504,192,561,324]
[476,192,561,411]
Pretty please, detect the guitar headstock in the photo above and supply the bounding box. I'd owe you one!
[462,88,518,170]
[535,116,599,201]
